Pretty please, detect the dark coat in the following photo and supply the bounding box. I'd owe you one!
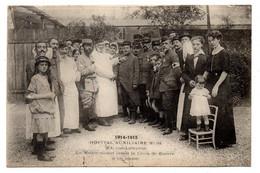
[138,48,157,86]
[159,49,181,92]
[117,52,140,106]
[175,48,185,72]
[181,53,207,94]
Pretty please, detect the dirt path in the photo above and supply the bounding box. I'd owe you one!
[7,104,250,167]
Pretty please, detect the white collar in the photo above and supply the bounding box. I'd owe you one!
[212,44,224,55]
[193,49,205,57]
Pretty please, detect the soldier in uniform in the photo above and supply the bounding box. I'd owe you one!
[116,41,140,124]
[138,36,157,123]
[152,39,161,53]
[133,34,143,44]
[159,36,182,135]
[77,39,99,131]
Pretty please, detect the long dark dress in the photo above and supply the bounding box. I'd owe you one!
[205,48,236,148]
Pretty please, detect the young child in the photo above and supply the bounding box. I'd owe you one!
[148,55,165,129]
[26,56,56,161]
[189,75,211,131]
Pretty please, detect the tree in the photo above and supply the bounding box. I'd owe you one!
[130,5,205,31]
[67,15,120,43]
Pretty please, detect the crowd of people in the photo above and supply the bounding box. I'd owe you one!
[25,30,237,161]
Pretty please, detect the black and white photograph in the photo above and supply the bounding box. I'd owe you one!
[5,4,252,167]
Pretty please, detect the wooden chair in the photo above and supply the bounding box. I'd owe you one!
[188,105,218,150]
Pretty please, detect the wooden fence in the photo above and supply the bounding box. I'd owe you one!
[7,28,71,103]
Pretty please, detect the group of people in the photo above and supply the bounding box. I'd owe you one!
[25,29,236,162]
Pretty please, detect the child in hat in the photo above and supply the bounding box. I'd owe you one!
[26,56,56,161]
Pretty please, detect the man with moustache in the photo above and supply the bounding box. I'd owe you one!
[159,36,181,135]
[77,39,98,131]
[138,36,157,123]
[116,41,140,124]
[152,39,161,53]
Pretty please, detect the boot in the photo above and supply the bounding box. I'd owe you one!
[196,124,201,132]
[128,112,136,124]
[37,142,53,161]
[205,124,209,132]
[84,124,96,131]
[163,128,173,135]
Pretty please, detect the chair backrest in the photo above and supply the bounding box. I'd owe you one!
[208,105,218,131]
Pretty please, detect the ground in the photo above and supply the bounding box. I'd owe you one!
[7,103,251,167]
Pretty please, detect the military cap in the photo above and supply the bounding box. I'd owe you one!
[35,56,51,67]
[172,34,180,41]
[179,32,192,40]
[132,41,142,49]
[72,39,82,44]
[82,39,93,45]
[133,34,143,40]
[59,43,67,49]
[152,39,161,46]
[122,41,131,47]
[161,36,170,43]
[142,37,151,44]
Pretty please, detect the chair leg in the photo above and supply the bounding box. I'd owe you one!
[213,136,216,149]
[188,132,191,144]
[196,135,199,150]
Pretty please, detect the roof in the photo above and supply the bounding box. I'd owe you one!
[8,6,65,29]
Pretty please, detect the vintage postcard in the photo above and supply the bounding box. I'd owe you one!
[6,5,251,167]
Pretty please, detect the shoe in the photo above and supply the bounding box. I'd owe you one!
[59,133,69,138]
[161,127,167,131]
[46,140,55,145]
[90,121,98,128]
[128,119,136,124]
[45,146,55,151]
[84,124,96,131]
[45,153,56,158]
[63,129,72,134]
[179,135,188,141]
[37,154,53,161]
[142,119,149,123]
[148,120,158,126]
[163,128,172,135]
[158,125,166,129]
[196,124,201,132]
[152,122,162,128]
[139,118,145,123]
[123,117,130,122]
[72,129,81,133]
[205,124,209,132]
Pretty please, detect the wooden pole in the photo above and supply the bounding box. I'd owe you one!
[206,5,212,53]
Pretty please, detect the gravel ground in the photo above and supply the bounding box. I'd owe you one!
[7,103,251,167]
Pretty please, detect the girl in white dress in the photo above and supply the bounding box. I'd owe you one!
[189,75,211,131]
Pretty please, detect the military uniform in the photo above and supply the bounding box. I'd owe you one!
[138,37,158,122]
[116,43,140,122]
[159,42,182,134]
[77,52,98,125]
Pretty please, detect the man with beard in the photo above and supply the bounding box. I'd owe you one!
[159,36,181,135]
[77,39,98,131]
[138,36,157,123]
[133,34,143,44]
[116,41,140,124]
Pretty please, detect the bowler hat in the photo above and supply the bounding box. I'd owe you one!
[179,32,192,40]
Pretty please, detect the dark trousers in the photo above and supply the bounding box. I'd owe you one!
[119,83,137,115]
[161,90,179,129]
[139,84,149,119]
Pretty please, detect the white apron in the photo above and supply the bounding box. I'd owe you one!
[60,56,80,129]
[92,51,118,117]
